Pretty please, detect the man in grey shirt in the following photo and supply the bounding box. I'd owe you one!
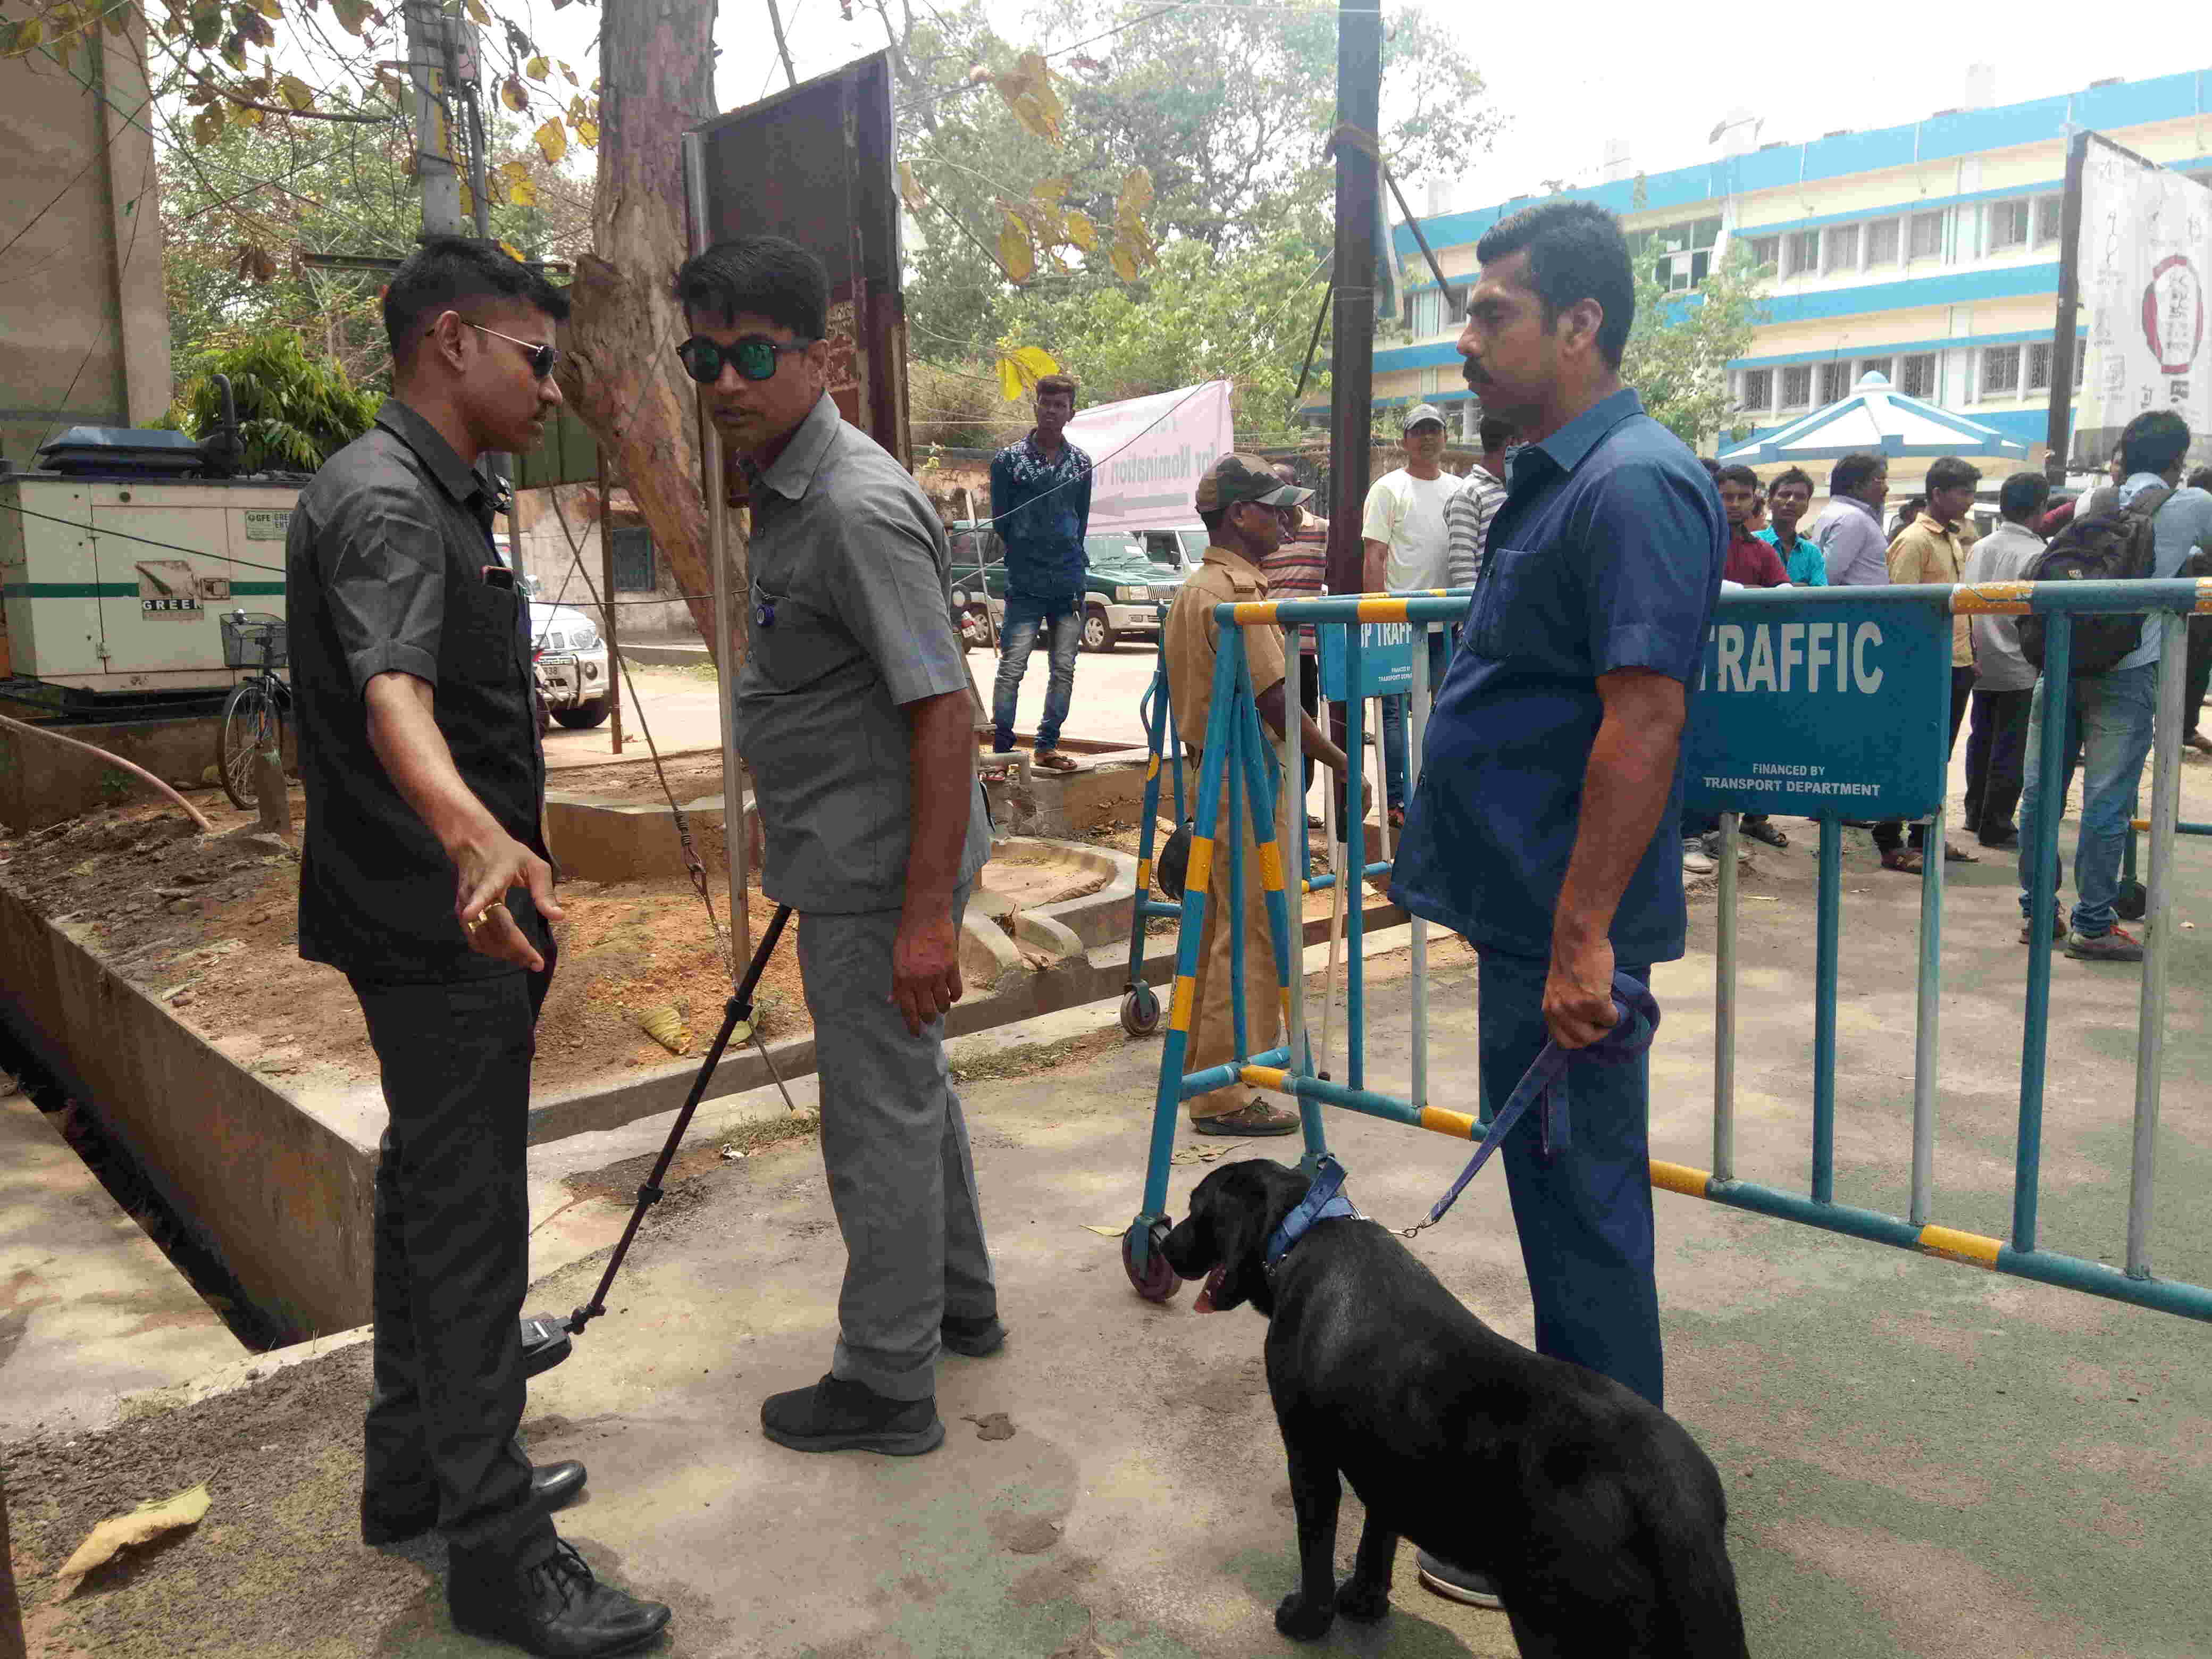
[674,235,996,1455]
[1814,451,1891,588]
[1959,470,2050,849]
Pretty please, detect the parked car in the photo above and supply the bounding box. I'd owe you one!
[525,593,613,728]
[946,521,1183,652]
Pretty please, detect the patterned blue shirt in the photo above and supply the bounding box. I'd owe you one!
[989,431,1093,600]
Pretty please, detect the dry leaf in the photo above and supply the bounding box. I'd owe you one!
[506,175,538,206]
[55,1482,211,1597]
[276,72,314,112]
[499,74,526,112]
[991,51,1063,145]
[497,238,525,263]
[639,1004,690,1055]
[897,160,926,217]
[559,59,576,84]
[189,103,224,145]
[523,53,548,80]
[1079,1224,1125,1236]
[1115,165,1153,228]
[329,0,370,36]
[1062,208,1097,252]
[996,209,1035,285]
[963,1412,1016,1442]
[572,114,598,148]
[1108,237,1139,284]
[533,117,567,164]
[464,0,491,21]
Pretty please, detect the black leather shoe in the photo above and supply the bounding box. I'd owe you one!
[940,1312,1007,1358]
[760,1373,943,1455]
[362,1460,589,1547]
[449,1536,671,1657]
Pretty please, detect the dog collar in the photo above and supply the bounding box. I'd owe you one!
[1263,1154,1364,1275]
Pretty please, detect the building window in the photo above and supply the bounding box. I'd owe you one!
[1409,287,1451,336]
[1783,230,1822,278]
[2034,194,2064,247]
[609,526,656,592]
[1899,353,1938,398]
[1780,365,1815,409]
[1818,360,1853,404]
[2026,340,2054,391]
[1630,215,1722,291]
[1908,210,1945,262]
[1738,368,1773,412]
[1859,355,1894,385]
[1865,218,1901,266]
[1988,199,2031,254]
[1823,223,1861,273]
[1749,235,1781,272]
[1981,344,2022,397]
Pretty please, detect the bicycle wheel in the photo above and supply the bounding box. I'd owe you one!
[217,679,278,810]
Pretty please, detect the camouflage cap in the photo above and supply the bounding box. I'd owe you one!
[1195,453,1314,514]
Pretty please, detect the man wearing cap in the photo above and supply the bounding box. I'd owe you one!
[1163,456,1348,1135]
[1362,404,1464,826]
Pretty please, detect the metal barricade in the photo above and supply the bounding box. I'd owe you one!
[1121,579,2212,1325]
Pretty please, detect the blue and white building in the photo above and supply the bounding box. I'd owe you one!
[1347,69,2212,488]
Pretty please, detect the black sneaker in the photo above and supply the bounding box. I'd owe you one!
[448,1536,671,1657]
[2066,924,2144,962]
[761,1373,944,1456]
[941,1312,1007,1358]
[1415,1548,1503,1610]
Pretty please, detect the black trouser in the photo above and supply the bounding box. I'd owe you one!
[1964,685,2033,840]
[351,942,557,1560]
[1293,651,1319,815]
[2185,617,2212,739]
[1875,666,1974,853]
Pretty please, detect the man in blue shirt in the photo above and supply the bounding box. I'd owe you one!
[987,374,1092,771]
[2017,408,2212,960]
[1391,199,1724,1612]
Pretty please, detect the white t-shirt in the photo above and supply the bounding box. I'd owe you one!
[1361,467,1463,592]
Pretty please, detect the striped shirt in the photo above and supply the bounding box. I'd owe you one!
[1444,469,1507,588]
[1262,512,1329,653]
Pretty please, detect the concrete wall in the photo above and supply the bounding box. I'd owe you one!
[0,878,380,1339]
[513,484,702,643]
[0,708,295,832]
[0,15,172,471]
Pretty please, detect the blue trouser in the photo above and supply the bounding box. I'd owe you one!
[1474,948,1664,1409]
[992,592,1082,753]
[1380,627,1454,811]
[2016,663,2156,938]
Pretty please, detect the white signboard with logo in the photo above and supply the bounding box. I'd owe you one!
[2071,136,2212,467]
[1063,380,1235,534]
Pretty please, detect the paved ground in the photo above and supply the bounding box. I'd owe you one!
[10,788,2211,1656]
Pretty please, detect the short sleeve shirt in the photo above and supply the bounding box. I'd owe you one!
[736,393,992,912]
[1390,388,1725,963]
[288,399,549,982]
[1162,546,1285,753]
[1361,467,1463,592]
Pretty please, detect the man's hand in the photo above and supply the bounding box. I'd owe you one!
[892,903,963,1036]
[454,830,563,973]
[1543,927,1618,1050]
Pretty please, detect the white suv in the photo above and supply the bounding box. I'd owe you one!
[527,598,613,729]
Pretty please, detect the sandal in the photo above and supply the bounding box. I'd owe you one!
[1942,842,1978,863]
[1741,819,1790,849]
[1032,749,1079,773]
[1880,849,1924,874]
[1192,1099,1300,1136]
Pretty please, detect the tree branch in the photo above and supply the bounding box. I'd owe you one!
[210,90,397,124]
[763,0,798,88]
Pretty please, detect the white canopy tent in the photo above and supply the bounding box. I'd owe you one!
[1718,371,2030,465]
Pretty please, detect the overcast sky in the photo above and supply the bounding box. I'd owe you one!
[520,2,2202,213]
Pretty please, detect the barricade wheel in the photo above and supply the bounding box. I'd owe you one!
[2116,879,2147,922]
[1123,1220,1182,1302]
[1120,983,1162,1037]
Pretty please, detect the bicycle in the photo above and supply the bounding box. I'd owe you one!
[216,610,289,811]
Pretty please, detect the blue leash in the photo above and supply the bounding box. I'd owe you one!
[1400,971,1661,1239]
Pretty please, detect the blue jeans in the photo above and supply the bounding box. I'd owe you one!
[1475,949,1663,1408]
[992,593,1082,753]
[1380,628,1454,811]
[2016,663,2156,937]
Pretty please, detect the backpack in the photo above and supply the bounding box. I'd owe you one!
[2018,485,2171,678]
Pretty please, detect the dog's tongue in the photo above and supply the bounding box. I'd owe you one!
[1193,1263,1226,1314]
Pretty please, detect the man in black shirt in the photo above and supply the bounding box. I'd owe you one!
[288,237,668,1656]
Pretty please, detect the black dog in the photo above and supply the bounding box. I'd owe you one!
[1160,1158,1748,1656]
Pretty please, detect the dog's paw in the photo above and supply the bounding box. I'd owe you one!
[1334,1576,1390,1623]
[1274,1592,1335,1642]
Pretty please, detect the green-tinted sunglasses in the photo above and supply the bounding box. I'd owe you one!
[676,334,814,385]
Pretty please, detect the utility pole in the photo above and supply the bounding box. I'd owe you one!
[1326,0,1383,602]
[403,0,464,236]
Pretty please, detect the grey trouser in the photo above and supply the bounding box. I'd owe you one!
[797,885,996,1401]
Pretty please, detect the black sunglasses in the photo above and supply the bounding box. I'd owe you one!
[677,334,815,385]
[464,321,559,380]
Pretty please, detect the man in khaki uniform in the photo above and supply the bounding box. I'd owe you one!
[1162,456,1347,1135]
[1878,454,1981,870]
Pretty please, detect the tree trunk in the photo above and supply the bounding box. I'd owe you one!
[555,0,733,667]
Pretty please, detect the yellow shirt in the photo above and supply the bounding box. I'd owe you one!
[1162,544,1288,752]
[1888,513,1972,667]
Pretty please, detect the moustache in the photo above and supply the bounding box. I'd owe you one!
[1461,363,1490,388]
